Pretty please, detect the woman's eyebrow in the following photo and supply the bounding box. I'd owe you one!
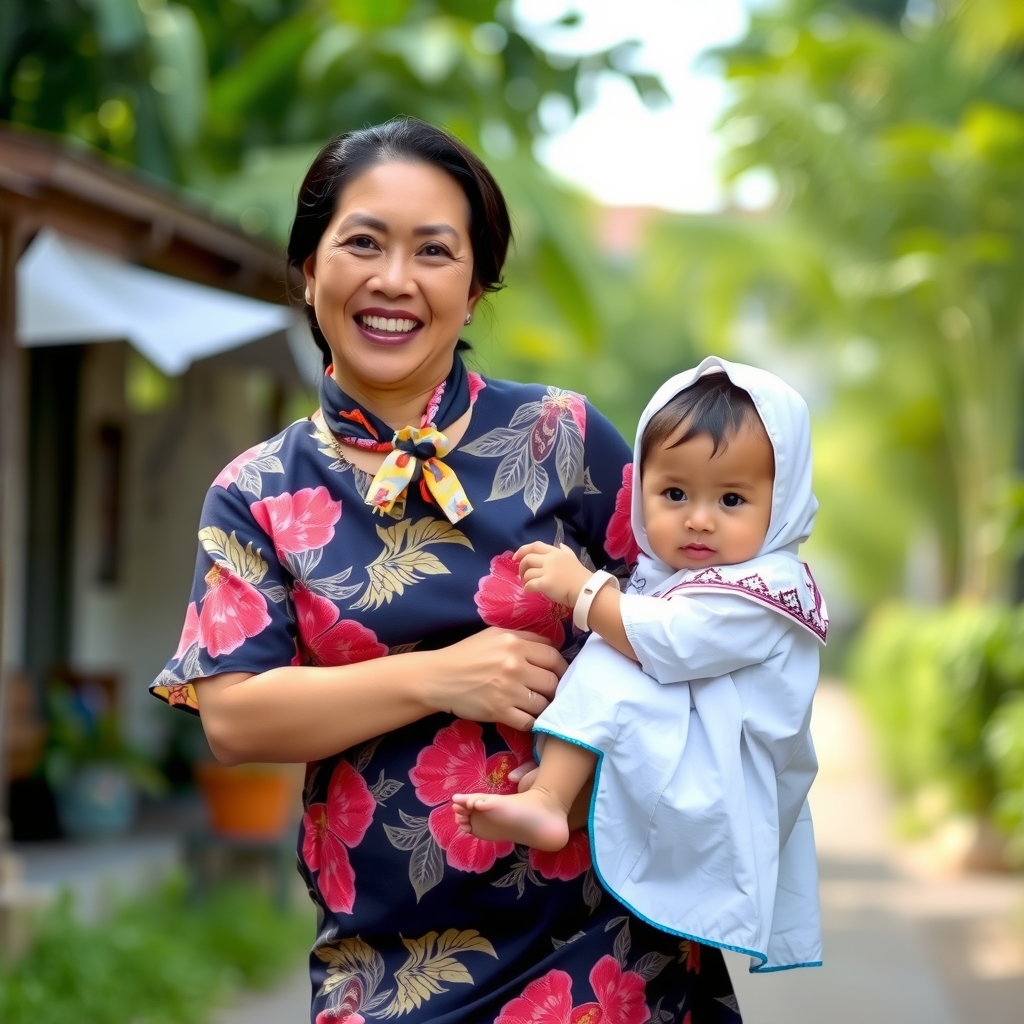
[337,214,388,232]
[414,223,459,238]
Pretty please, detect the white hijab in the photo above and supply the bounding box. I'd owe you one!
[629,355,826,641]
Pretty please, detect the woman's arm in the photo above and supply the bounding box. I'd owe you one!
[198,627,566,764]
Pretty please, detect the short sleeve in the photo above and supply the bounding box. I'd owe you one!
[569,401,635,572]
[150,482,299,714]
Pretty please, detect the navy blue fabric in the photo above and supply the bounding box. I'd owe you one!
[153,376,742,1024]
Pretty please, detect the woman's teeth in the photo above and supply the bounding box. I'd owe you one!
[359,315,419,333]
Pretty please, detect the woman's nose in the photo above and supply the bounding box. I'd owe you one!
[371,253,415,296]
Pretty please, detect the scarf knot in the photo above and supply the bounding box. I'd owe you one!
[318,354,474,524]
[367,425,471,522]
[393,431,440,462]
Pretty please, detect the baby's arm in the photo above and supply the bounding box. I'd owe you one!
[514,542,638,660]
[620,591,785,684]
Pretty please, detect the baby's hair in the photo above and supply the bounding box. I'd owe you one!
[640,372,767,467]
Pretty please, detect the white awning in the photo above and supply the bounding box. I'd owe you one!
[16,228,294,375]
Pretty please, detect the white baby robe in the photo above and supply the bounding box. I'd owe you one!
[535,356,827,973]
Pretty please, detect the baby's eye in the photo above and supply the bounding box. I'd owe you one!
[722,493,744,508]
[665,488,686,502]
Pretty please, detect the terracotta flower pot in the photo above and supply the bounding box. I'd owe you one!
[195,762,302,840]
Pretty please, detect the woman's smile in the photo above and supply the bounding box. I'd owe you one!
[354,306,424,346]
[302,160,482,413]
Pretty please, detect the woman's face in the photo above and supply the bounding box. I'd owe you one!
[303,159,482,400]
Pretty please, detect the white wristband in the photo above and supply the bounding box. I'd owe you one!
[573,570,617,631]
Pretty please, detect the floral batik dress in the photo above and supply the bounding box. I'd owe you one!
[153,375,743,1024]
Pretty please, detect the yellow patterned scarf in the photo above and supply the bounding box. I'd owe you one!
[366,425,472,524]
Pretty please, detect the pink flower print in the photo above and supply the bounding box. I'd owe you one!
[410,720,528,872]
[315,976,366,1024]
[213,442,264,489]
[532,391,586,462]
[293,585,387,667]
[467,371,487,405]
[496,968,575,1024]
[301,759,375,914]
[475,553,570,647]
[496,956,648,1024]
[251,487,341,557]
[427,802,513,872]
[497,722,535,766]
[197,563,271,658]
[604,464,641,566]
[462,387,587,513]
[212,436,285,497]
[529,829,592,881]
[574,956,649,1024]
[173,602,201,659]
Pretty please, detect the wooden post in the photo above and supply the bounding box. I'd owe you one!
[0,215,18,841]
[0,213,25,849]
[0,213,42,955]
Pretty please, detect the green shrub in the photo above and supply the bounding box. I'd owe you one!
[849,600,1024,850]
[0,876,311,1024]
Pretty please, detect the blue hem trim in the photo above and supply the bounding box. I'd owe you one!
[533,725,820,976]
[752,961,822,973]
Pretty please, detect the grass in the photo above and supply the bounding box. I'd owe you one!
[0,875,311,1024]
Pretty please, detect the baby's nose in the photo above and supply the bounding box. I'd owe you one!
[686,506,715,531]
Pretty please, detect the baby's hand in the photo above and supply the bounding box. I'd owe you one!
[514,542,593,609]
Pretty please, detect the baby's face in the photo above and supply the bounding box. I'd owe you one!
[640,419,775,572]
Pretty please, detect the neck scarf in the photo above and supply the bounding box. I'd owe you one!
[318,353,473,523]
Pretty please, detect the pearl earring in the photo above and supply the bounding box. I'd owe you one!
[464,312,473,325]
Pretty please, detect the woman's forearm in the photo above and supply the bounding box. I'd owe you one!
[198,651,441,764]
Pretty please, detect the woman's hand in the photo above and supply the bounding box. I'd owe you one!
[515,542,593,608]
[429,627,566,732]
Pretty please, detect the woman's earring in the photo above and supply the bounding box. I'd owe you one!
[464,312,473,325]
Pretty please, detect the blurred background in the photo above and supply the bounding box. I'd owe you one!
[1,0,1024,1021]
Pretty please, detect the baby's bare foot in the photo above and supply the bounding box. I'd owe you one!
[451,789,570,851]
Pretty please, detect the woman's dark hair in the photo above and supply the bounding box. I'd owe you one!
[640,372,767,468]
[287,117,512,367]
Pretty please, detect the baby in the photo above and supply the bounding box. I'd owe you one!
[453,356,826,973]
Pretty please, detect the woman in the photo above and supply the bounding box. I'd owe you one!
[152,118,742,1024]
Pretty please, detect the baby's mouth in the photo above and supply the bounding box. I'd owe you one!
[683,543,715,556]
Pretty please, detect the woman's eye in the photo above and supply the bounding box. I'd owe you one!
[421,243,450,257]
[722,493,744,508]
[347,235,377,250]
[665,488,686,502]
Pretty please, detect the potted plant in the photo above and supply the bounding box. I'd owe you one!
[194,761,304,840]
[44,680,166,838]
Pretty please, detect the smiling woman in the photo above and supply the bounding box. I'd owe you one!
[151,119,743,1023]
[300,160,484,413]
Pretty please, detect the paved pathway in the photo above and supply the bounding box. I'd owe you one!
[726,682,1024,1023]
[217,682,1024,1023]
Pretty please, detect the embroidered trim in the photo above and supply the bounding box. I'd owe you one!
[660,564,828,643]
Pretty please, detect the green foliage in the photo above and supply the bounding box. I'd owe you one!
[43,683,167,797]
[0,0,671,388]
[0,878,311,1024]
[987,691,1024,860]
[710,0,1024,600]
[850,600,1024,849]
